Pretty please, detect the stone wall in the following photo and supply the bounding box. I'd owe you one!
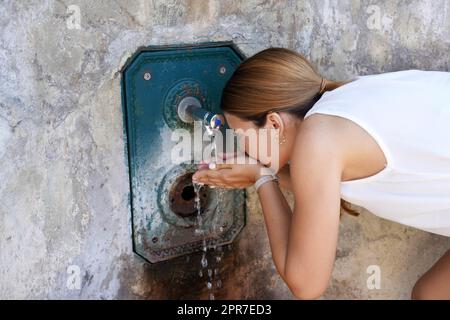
[0,0,449,299]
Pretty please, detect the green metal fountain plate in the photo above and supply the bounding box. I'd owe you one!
[120,41,247,263]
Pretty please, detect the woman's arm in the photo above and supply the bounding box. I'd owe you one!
[257,121,343,299]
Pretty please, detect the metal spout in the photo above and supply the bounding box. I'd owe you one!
[177,96,225,132]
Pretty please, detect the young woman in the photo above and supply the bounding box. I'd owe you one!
[192,48,450,300]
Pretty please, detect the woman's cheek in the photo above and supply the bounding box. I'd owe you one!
[236,133,261,162]
[245,136,259,160]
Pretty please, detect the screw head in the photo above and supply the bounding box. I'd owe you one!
[143,72,152,80]
[219,66,226,74]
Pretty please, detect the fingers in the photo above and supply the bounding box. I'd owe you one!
[192,159,238,188]
[208,162,233,170]
[192,169,220,184]
[192,168,235,188]
[199,169,225,181]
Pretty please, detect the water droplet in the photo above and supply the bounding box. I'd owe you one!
[214,268,219,276]
[216,279,222,288]
[199,270,203,277]
[215,256,221,263]
[209,292,215,300]
[201,256,208,268]
[206,281,212,289]
[207,269,212,277]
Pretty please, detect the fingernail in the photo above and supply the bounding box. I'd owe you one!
[209,162,216,169]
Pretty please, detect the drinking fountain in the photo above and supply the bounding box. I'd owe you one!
[120,41,247,263]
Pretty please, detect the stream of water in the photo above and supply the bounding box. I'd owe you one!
[192,129,227,300]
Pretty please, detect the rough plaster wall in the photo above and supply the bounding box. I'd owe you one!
[0,0,449,299]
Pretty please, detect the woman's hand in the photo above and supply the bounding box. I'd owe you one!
[192,153,264,189]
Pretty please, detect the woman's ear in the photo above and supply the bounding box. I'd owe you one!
[266,112,285,132]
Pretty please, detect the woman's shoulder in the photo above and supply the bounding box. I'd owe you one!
[298,113,363,165]
[296,114,348,161]
[300,113,349,141]
[290,114,345,189]
[299,113,388,183]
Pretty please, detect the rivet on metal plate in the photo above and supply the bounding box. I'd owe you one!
[143,72,152,80]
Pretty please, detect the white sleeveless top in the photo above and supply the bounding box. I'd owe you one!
[304,69,450,237]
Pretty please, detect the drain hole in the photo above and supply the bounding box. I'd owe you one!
[169,173,208,218]
[181,185,195,201]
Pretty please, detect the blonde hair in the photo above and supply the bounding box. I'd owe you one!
[221,47,359,216]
